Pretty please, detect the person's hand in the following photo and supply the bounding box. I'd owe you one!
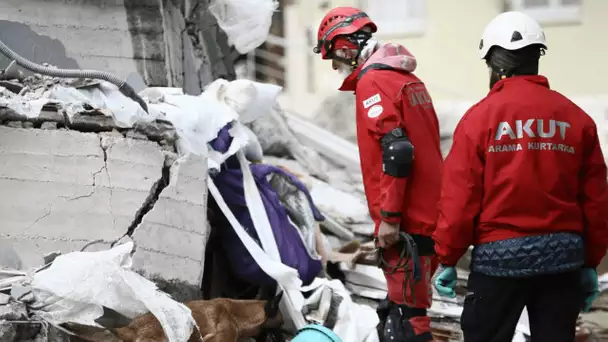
[433,265,457,298]
[581,268,599,312]
[376,221,400,248]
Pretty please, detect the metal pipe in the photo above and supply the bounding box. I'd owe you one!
[0,39,148,113]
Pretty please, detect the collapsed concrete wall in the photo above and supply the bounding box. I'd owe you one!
[0,0,236,92]
[0,0,243,294]
[0,101,209,290]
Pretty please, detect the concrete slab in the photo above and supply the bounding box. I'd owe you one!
[0,127,165,269]
[131,154,209,285]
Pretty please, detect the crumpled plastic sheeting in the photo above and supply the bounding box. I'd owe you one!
[0,80,158,126]
[51,82,153,127]
[207,78,282,124]
[208,0,279,54]
[0,86,48,118]
[52,83,246,167]
[0,77,276,170]
[301,278,380,342]
[201,78,282,170]
[135,83,260,173]
[46,78,274,171]
[27,242,196,342]
[142,87,237,158]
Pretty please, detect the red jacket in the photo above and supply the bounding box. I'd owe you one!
[434,75,608,268]
[340,44,443,237]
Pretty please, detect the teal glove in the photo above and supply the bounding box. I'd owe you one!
[433,265,457,298]
[581,268,599,312]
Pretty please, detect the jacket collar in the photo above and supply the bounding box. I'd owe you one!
[338,64,364,92]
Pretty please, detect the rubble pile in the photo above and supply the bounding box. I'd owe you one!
[0,69,211,302]
[0,74,178,143]
[0,68,344,340]
[0,293,72,342]
[0,71,607,341]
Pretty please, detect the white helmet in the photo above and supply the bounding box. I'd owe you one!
[479,11,547,59]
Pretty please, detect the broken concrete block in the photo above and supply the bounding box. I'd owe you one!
[125,130,148,140]
[0,107,27,122]
[40,121,57,130]
[0,300,33,341]
[22,121,34,129]
[0,81,25,94]
[0,127,171,269]
[68,112,118,132]
[6,121,22,128]
[0,293,10,305]
[131,154,209,285]
[0,316,19,340]
[133,120,178,143]
[0,301,26,321]
[37,109,64,124]
[29,324,72,342]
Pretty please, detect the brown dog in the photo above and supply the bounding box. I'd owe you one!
[79,292,284,342]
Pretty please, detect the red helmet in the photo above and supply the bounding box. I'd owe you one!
[314,7,377,60]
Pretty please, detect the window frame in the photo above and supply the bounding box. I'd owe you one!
[360,0,427,36]
[507,0,582,24]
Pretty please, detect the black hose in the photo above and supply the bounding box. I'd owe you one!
[376,232,423,306]
[0,39,148,113]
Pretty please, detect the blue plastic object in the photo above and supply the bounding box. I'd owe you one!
[291,324,342,342]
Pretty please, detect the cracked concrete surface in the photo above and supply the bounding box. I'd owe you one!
[0,0,231,292]
[0,125,209,286]
[130,154,209,285]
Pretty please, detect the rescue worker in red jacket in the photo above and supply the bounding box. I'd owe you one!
[432,11,608,342]
[314,7,443,341]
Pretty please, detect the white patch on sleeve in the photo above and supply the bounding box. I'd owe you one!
[367,104,384,118]
[363,93,381,109]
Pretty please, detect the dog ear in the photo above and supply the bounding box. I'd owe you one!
[94,306,133,331]
[264,291,283,318]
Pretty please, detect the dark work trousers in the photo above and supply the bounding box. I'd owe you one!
[461,271,582,342]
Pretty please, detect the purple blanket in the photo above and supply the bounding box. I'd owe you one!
[209,124,323,286]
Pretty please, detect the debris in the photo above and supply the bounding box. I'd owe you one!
[1,40,604,342]
[0,299,31,341]
[92,293,284,342]
[5,121,22,128]
[25,241,196,342]
[284,110,361,172]
[39,121,56,130]
[42,252,61,265]
[300,278,379,341]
